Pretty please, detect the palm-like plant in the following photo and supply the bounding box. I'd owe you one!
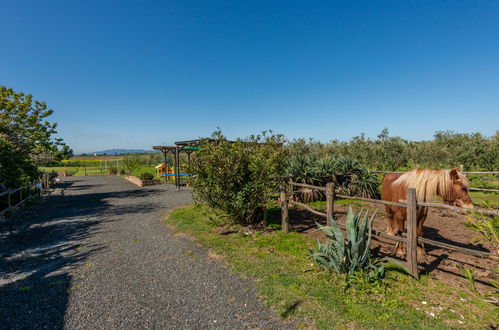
[285,155,381,201]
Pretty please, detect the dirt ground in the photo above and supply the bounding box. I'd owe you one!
[290,202,497,293]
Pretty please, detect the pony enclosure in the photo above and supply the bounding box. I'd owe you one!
[277,170,498,288]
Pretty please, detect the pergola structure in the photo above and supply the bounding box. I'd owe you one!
[152,138,212,190]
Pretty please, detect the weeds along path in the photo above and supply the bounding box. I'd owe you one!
[0,176,291,329]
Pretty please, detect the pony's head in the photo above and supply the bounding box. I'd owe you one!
[442,169,474,209]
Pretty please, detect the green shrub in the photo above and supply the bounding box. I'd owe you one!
[139,172,154,181]
[311,208,388,283]
[189,130,286,225]
[109,166,118,175]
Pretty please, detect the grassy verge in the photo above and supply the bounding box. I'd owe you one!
[166,205,496,329]
[40,165,159,177]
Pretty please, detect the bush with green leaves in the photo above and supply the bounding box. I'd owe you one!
[139,172,154,181]
[311,208,390,283]
[189,130,286,225]
[109,166,118,175]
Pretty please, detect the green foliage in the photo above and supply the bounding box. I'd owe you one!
[0,86,66,187]
[460,265,498,304]
[461,266,478,293]
[58,145,74,160]
[463,212,499,256]
[285,154,380,199]
[311,208,386,283]
[139,172,154,180]
[189,129,286,225]
[121,156,142,175]
[0,134,37,186]
[287,128,499,171]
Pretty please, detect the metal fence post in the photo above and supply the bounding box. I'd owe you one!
[406,187,419,279]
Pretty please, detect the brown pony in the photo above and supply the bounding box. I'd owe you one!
[381,169,473,257]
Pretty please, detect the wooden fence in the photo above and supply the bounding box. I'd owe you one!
[0,184,39,217]
[279,180,497,279]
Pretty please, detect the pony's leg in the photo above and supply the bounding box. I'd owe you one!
[385,206,400,256]
[394,211,406,258]
[416,208,429,261]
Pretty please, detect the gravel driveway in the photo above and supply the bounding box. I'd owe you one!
[0,176,292,329]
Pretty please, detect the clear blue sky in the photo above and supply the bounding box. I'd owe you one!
[1,1,498,153]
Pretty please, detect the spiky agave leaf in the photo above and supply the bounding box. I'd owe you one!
[360,212,376,265]
[345,207,358,246]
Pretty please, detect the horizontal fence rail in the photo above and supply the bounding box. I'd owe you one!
[0,184,39,217]
[288,181,327,192]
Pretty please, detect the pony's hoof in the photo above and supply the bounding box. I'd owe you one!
[395,249,406,259]
[417,249,428,262]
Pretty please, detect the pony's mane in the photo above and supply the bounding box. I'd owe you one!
[392,169,468,202]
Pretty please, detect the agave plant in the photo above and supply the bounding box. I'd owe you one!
[311,207,376,275]
[311,207,409,282]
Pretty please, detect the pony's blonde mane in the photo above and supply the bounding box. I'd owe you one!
[393,169,468,202]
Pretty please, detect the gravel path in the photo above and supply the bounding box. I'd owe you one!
[0,176,292,329]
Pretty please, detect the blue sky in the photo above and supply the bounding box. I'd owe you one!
[1,1,498,153]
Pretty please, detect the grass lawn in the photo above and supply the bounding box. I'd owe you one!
[40,165,160,178]
[40,166,109,176]
[166,205,497,329]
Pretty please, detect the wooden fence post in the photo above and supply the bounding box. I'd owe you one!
[288,177,295,202]
[406,187,419,279]
[459,164,464,173]
[280,182,289,233]
[326,182,334,226]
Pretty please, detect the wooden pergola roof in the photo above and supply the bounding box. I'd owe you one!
[152,138,234,190]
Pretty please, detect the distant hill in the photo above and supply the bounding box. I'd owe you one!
[82,149,159,156]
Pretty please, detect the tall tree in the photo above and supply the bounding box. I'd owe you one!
[0,86,63,186]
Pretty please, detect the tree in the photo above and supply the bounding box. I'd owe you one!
[58,145,74,160]
[0,86,63,186]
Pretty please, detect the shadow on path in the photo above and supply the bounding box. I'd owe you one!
[0,177,166,329]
